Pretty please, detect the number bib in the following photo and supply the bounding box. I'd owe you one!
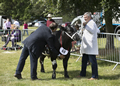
[59,47,68,55]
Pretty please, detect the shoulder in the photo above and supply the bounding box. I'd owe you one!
[88,19,95,25]
[90,19,95,24]
[36,24,49,31]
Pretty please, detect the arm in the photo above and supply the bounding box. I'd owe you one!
[84,20,96,34]
[27,24,28,29]
[47,36,59,56]
[97,28,100,33]
[47,36,65,59]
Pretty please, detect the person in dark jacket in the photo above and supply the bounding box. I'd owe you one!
[14,22,65,80]
[3,25,21,47]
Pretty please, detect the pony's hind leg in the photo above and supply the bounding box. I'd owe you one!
[39,54,46,73]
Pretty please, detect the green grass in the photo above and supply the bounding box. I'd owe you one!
[19,26,38,30]
[0,49,120,86]
[0,26,120,86]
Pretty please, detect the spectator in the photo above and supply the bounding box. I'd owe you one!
[2,25,21,47]
[46,14,55,27]
[23,21,29,35]
[77,12,98,80]
[6,18,11,34]
[3,21,7,34]
[3,21,7,29]
[14,22,65,80]
[13,19,20,28]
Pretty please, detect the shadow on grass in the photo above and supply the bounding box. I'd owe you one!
[97,60,115,66]
[19,68,120,81]
[98,74,120,80]
[38,70,80,80]
[39,68,120,80]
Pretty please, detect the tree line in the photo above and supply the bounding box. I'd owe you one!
[0,0,120,31]
[0,0,120,49]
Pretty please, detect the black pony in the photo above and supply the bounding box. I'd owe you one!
[39,24,80,79]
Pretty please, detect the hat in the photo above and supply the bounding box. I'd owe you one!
[47,14,52,17]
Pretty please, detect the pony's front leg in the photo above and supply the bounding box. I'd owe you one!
[51,58,57,79]
[63,54,70,78]
[39,54,46,73]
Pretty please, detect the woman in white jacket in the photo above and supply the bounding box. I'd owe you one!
[78,12,98,80]
[3,21,7,34]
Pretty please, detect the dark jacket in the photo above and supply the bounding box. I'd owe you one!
[22,25,59,57]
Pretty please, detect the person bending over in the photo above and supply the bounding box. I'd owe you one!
[14,22,65,80]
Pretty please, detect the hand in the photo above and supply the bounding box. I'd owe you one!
[59,55,65,59]
[83,22,87,27]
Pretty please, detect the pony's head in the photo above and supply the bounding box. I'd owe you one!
[59,24,80,41]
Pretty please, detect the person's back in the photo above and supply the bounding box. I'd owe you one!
[22,24,52,57]
[46,19,55,27]
[23,23,28,29]
[6,18,11,34]
[23,25,49,45]
[46,14,55,27]
[6,19,11,28]
[23,21,29,35]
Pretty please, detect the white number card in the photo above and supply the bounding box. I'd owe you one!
[59,47,68,55]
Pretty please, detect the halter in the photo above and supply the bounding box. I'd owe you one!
[65,31,78,41]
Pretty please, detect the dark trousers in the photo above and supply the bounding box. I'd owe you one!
[15,45,39,79]
[80,54,98,78]
[7,27,11,34]
[4,37,18,47]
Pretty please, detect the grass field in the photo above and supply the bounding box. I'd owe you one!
[0,49,120,86]
[0,26,120,86]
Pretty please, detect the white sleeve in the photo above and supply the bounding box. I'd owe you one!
[97,28,100,33]
[85,22,95,34]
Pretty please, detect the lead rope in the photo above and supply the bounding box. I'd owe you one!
[65,31,78,41]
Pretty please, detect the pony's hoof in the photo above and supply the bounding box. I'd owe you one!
[52,74,56,79]
[41,69,45,73]
[65,75,69,78]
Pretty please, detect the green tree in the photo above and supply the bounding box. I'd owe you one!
[101,0,120,49]
[0,0,32,20]
[30,0,62,21]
